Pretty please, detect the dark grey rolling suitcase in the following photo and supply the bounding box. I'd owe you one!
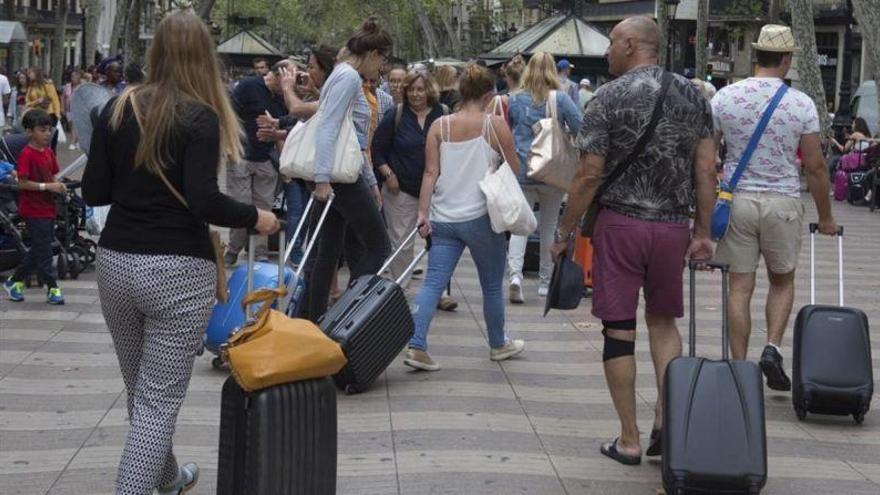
[662,261,767,495]
[793,224,872,423]
[318,229,430,394]
[216,376,337,495]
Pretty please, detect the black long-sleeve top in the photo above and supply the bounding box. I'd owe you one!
[82,99,258,262]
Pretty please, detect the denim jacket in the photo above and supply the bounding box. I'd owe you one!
[508,90,583,185]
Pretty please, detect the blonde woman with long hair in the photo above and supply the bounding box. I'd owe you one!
[82,11,278,495]
[507,52,582,304]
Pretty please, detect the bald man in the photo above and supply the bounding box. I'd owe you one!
[551,15,717,465]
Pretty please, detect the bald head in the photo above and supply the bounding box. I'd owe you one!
[606,16,661,76]
[615,16,660,54]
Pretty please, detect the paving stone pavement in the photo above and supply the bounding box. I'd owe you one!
[1,197,878,495]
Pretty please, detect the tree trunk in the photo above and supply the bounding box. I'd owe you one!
[656,0,669,69]
[852,0,880,119]
[695,0,708,79]
[4,0,15,21]
[767,0,781,23]
[109,0,131,56]
[123,0,143,65]
[51,0,69,84]
[84,0,102,66]
[438,4,462,59]
[789,0,830,135]
[198,0,217,21]
[408,0,440,58]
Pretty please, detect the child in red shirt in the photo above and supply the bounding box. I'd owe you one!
[3,109,66,304]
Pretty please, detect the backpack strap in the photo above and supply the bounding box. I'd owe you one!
[393,103,404,133]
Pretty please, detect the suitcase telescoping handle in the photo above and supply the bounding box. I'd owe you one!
[808,223,845,306]
[376,227,433,285]
[688,260,730,360]
[281,192,335,279]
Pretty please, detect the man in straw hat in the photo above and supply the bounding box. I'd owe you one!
[711,24,837,391]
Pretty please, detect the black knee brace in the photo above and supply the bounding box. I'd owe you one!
[602,319,636,362]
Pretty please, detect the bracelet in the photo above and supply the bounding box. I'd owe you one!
[39,183,46,191]
[554,229,574,244]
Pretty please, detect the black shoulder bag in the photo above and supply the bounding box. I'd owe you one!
[581,71,673,237]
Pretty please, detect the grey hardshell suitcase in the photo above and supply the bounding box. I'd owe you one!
[662,261,768,495]
[318,229,431,394]
[792,224,872,423]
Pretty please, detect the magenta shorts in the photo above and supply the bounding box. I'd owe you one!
[591,208,690,322]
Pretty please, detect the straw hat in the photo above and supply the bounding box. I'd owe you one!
[752,24,800,52]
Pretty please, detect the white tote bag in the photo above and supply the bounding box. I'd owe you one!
[479,117,537,236]
[526,90,579,190]
[279,101,362,184]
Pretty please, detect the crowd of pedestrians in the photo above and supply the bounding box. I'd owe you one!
[0,8,859,494]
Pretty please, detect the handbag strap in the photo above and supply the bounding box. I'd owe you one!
[128,95,190,209]
[545,90,558,121]
[727,83,789,191]
[595,70,673,200]
[485,114,510,167]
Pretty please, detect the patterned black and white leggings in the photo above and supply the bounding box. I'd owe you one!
[96,248,215,495]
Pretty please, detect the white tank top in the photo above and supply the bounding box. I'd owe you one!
[431,115,499,223]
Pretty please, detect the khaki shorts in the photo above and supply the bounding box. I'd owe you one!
[715,192,804,274]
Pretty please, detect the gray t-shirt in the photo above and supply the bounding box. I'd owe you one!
[576,65,713,223]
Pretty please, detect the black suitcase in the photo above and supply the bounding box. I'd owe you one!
[319,228,430,394]
[792,224,872,423]
[846,171,869,205]
[217,376,337,495]
[662,261,767,495]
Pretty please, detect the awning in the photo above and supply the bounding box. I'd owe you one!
[217,29,282,56]
[482,14,610,61]
[0,21,27,44]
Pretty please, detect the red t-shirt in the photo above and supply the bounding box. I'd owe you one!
[17,145,60,219]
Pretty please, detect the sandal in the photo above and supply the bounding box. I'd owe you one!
[646,428,662,457]
[600,438,642,466]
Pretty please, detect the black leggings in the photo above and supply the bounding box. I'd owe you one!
[303,177,390,321]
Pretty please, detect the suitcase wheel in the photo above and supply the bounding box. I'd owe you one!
[853,412,865,425]
[344,384,363,395]
[795,407,807,421]
[211,356,226,370]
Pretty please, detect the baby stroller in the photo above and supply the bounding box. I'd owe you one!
[0,172,93,282]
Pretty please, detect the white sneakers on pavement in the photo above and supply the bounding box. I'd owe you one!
[509,275,525,304]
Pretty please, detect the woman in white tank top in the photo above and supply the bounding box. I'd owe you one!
[403,64,527,371]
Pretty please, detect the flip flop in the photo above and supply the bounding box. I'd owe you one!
[646,428,662,457]
[600,438,642,466]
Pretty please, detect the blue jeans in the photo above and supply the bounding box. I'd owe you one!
[410,215,508,351]
[13,217,57,287]
[284,180,308,265]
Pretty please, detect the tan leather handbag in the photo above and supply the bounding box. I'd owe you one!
[526,90,579,191]
[223,288,347,392]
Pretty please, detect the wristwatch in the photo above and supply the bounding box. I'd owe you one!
[554,229,574,244]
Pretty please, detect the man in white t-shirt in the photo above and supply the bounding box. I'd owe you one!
[0,67,11,129]
[711,24,837,391]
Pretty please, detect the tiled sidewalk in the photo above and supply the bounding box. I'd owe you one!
[1,197,878,494]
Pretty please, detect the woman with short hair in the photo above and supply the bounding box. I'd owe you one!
[371,69,446,287]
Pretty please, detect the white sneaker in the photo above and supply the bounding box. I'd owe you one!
[68,143,77,151]
[537,285,549,297]
[157,462,199,494]
[509,276,525,304]
[490,339,525,361]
